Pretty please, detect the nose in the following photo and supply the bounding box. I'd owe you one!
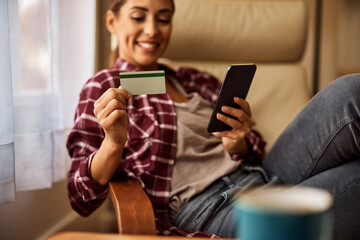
[144,18,158,37]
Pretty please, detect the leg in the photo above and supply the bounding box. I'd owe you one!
[197,161,360,239]
[299,160,360,240]
[173,165,278,238]
[263,74,360,184]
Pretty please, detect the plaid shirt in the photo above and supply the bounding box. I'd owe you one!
[66,58,266,237]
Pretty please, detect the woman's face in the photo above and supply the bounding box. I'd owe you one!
[108,0,173,70]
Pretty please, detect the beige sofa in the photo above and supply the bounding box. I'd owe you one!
[102,0,319,235]
[160,0,313,150]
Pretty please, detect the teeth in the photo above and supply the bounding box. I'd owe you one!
[138,42,157,49]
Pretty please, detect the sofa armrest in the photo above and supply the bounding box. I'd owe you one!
[109,179,156,235]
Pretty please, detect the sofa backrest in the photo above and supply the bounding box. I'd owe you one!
[160,0,312,149]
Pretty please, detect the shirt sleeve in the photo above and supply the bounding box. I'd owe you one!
[66,78,109,217]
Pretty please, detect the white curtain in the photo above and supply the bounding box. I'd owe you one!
[0,0,16,205]
[0,0,95,204]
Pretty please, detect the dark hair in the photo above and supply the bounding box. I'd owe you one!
[108,0,175,66]
[109,0,175,15]
[109,0,126,17]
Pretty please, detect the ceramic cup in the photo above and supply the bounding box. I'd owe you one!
[234,186,333,240]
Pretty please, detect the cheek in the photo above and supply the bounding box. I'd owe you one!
[162,27,172,43]
[118,23,139,43]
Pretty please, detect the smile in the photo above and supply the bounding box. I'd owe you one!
[137,42,158,49]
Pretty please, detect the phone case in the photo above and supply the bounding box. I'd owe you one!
[207,64,256,133]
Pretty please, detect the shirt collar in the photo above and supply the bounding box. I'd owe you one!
[115,58,142,72]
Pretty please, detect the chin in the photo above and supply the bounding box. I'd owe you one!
[136,57,160,69]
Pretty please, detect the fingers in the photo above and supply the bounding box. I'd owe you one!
[94,88,131,117]
[219,106,254,129]
[214,97,254,139]
[212,129,248,140]
[233,97,252,117]
[100,109,128,130]
[96,98,126,123]
[216,112,253,133]
[95,87,131,107]
[93,88,132,132]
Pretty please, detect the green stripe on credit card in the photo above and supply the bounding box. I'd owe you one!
[120,72,165,79]
[120,70,166,95]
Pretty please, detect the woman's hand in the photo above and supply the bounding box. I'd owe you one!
[93,87,132,148]
[212,97,255,156]
[91,87,131,185]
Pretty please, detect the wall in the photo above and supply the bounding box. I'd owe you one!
[0,180,117,240]
[300,0,360,93]
[318,0,360,89]
[301,0,317,95]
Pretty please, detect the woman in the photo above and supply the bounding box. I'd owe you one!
[66,0,360,238]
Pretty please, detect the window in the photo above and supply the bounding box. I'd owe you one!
[0,0,95,204]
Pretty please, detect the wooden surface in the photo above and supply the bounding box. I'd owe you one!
[109,180,156,234]
[47,232,237,240]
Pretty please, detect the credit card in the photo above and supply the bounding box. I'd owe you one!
[120,70,166,95]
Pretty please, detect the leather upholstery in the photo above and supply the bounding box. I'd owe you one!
[160,0,311,149]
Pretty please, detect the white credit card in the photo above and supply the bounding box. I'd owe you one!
[120,70,166,95]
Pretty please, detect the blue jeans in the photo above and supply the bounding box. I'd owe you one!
[173,74,360,239]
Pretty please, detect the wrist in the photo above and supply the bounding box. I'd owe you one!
[90,137,125,185]
[224,138,249,156]
[103,135,126,153]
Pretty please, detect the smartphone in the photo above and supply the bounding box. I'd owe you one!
[207,64,256,133]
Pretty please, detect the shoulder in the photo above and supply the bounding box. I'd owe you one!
[177,66,217,81]
[160,64,218,83]
[174,66,221,104]
[177,66,220,88]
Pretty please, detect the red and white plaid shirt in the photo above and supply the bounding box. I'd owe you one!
[66,58,266,237]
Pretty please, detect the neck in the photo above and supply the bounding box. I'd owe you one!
[166,79,189,103]
[139,63,159,71]
[121,58,159,71]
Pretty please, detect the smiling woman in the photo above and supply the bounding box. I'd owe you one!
[67,1,264,238]
[66,0,360,239]
[106,0,174,70]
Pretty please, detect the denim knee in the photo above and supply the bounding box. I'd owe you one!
[326,74,360,104]
[315,74,360,118]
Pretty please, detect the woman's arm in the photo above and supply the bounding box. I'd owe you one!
[91,87,131,185]
[66,81,131,216]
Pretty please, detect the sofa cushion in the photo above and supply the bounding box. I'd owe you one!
[163,0,307,62]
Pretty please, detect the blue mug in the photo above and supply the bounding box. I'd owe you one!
[233,186,333,240]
